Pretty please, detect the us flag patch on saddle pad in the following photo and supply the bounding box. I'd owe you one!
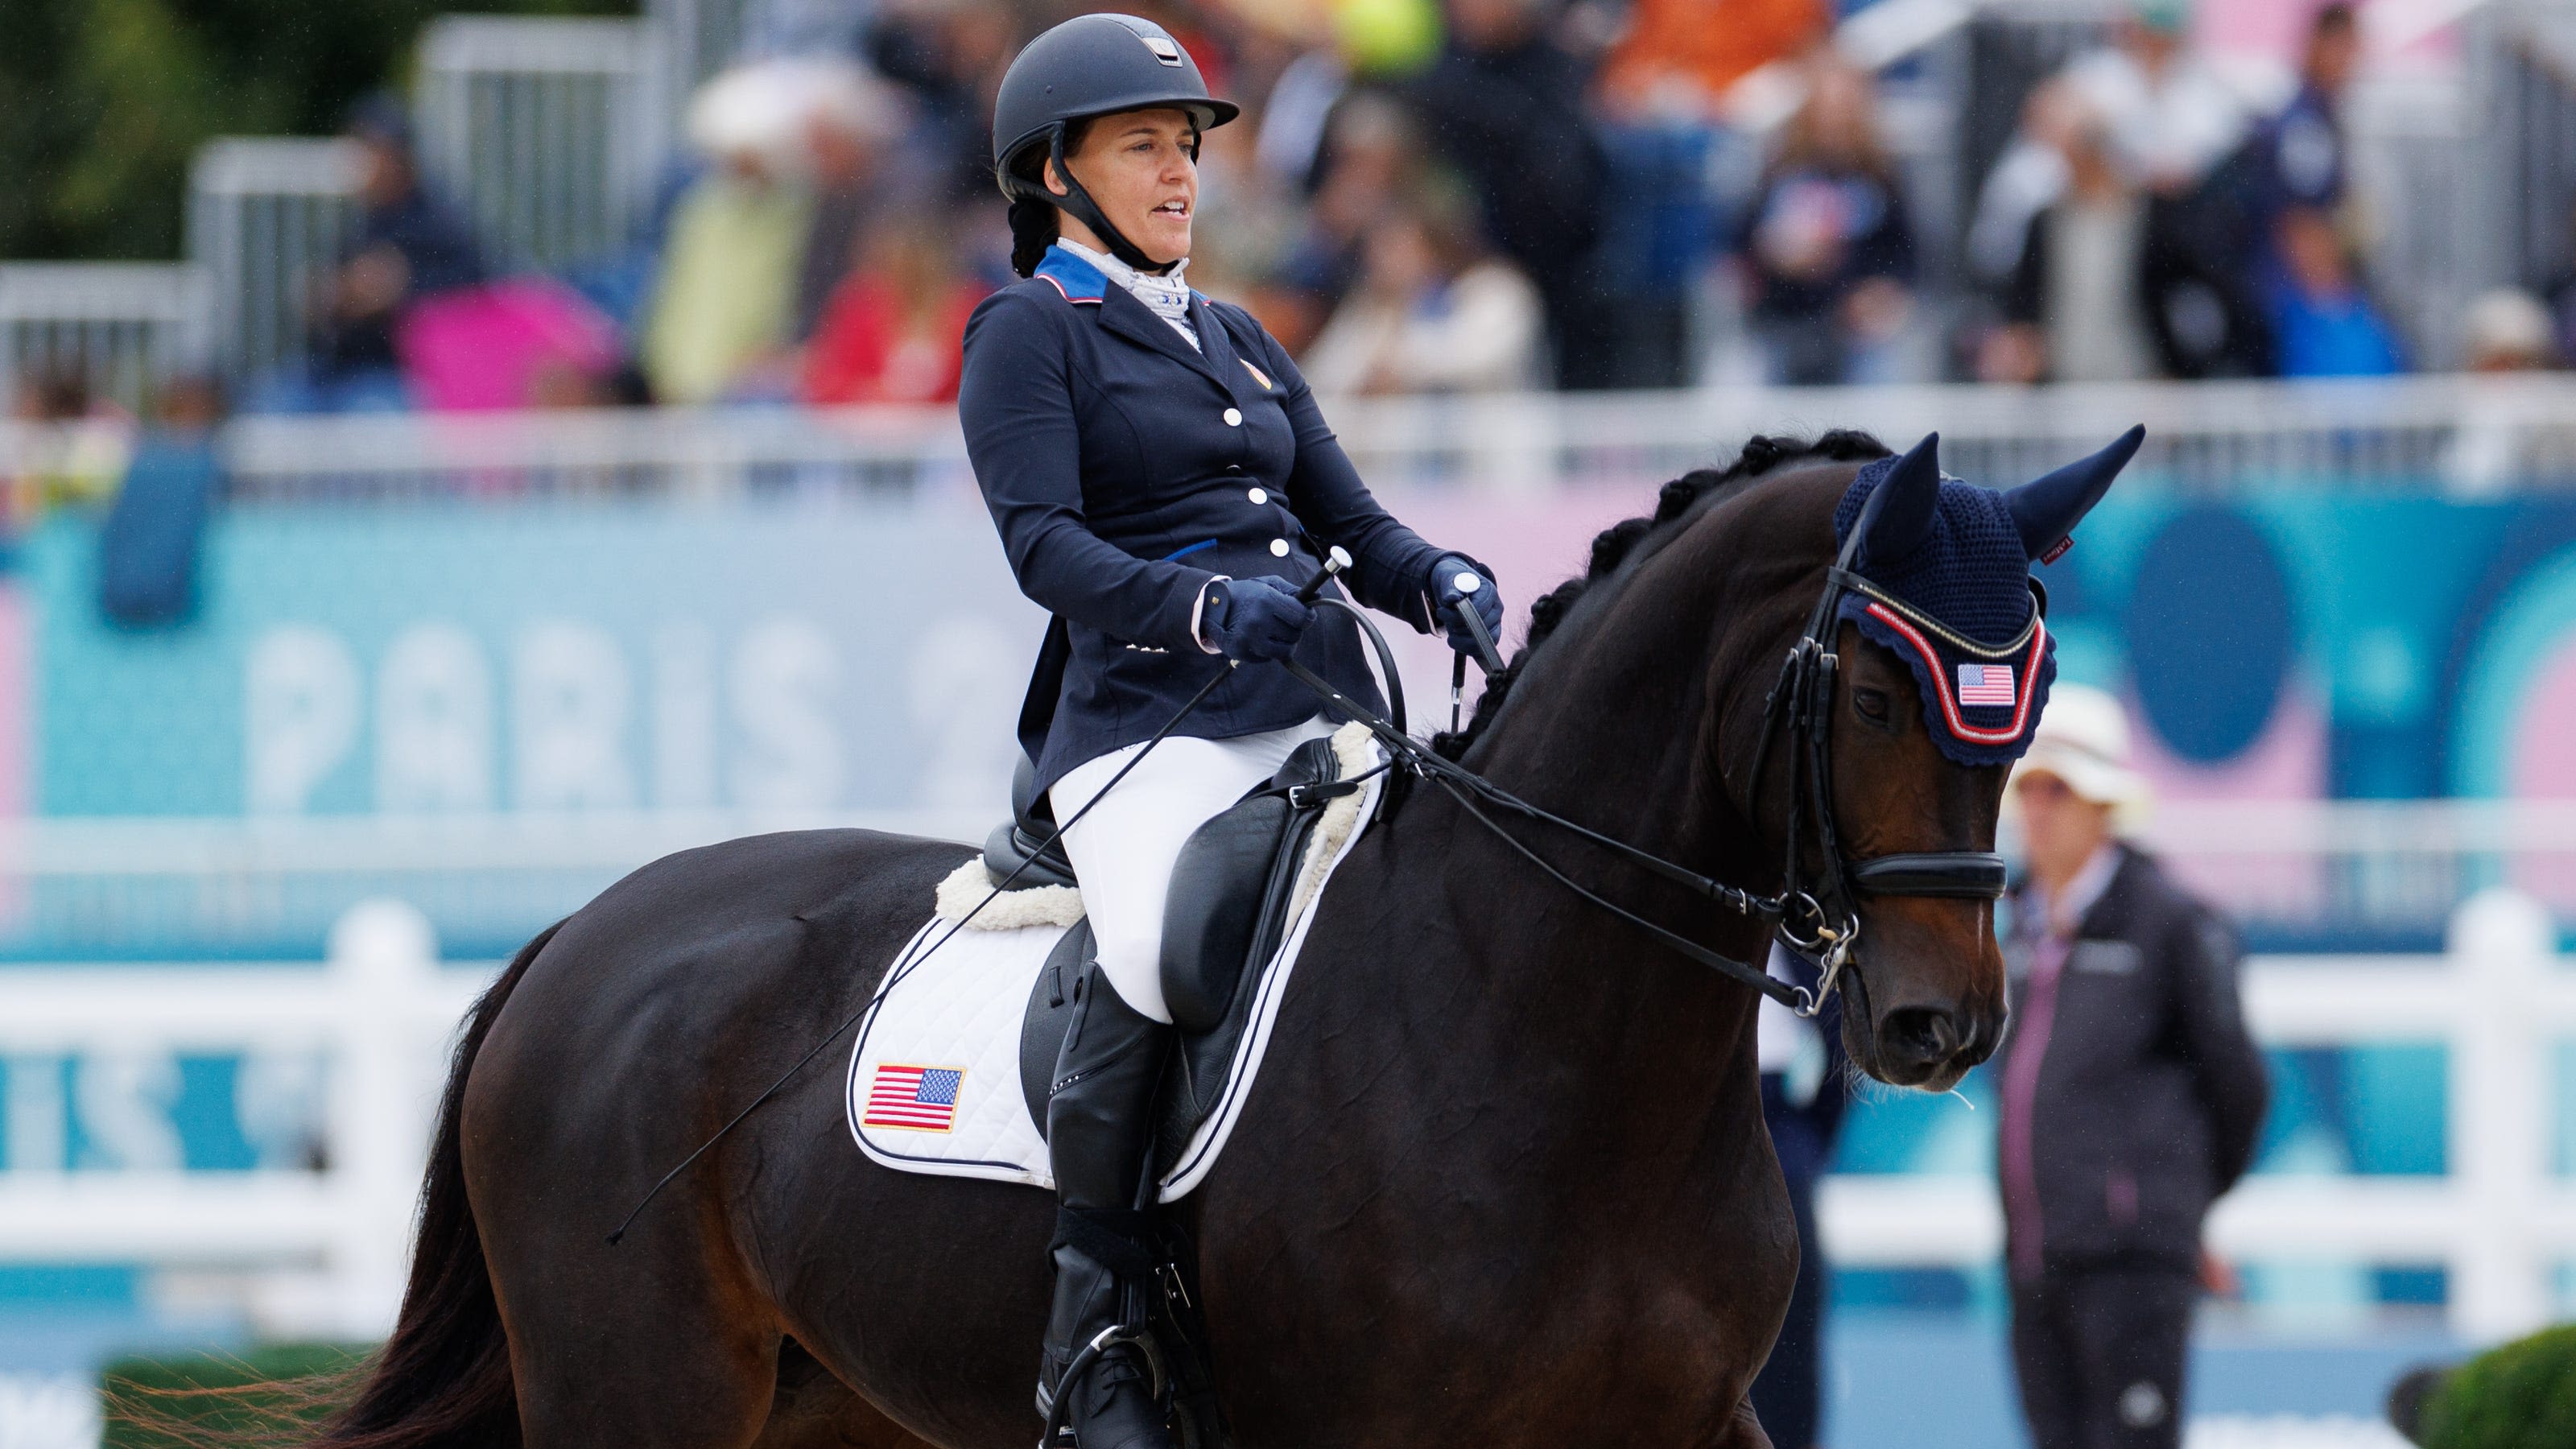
[864,1064,964,1132]
[1956,662,2017,707]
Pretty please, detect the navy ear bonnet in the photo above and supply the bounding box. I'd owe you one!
[1831,458,2055,767]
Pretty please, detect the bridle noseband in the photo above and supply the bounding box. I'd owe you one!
[1283,522,2012,1018]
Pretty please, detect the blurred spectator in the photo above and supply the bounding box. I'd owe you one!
[792,63,910,344]
[1983,89,2157,385]
[2060,2,2248,197]
[642,64,823,404]
[1972,1,2273,378]
[1999,685,2268,1449]
[802,218,989,405]
[1301,190,1543,394]
[1746,943,1847,1449]
[2251,4,2358,244]
[399,279,625,411]
[2462,288,2557,373]
[2251,5,2394,378]
[279,97,487,414]
[1739,58,1915,386]
[1265,92,1433,353]
[1596,0,1827,122]
[2264,204,2401,377]
[5,367,130,525]
[1406,0,1615,387]
[100,375,226,629]
[870,0,1022,202]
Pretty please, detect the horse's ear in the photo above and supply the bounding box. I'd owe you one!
[2007,425,2144,563]
[1857,432,1942,568]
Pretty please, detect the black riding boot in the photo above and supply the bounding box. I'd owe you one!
[1038,968,1177,1449]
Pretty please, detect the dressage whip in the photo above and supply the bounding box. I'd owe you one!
[605,550,1358,1246]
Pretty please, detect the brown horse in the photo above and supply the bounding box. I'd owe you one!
[290,429,2127,1449]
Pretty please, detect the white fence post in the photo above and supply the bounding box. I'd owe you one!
[324,899,446,1340]
[2447,886,2555,1342]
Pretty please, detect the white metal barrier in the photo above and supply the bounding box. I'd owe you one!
[184,139,360,382]
[1822,888,2575,1344]
[0,900,485,1338]
[0,888,2566,1344]
[415,16,671,272]
[45,373,2573,506]
[0,265,210,415]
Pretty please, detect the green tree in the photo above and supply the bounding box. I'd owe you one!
[0,0,633,262]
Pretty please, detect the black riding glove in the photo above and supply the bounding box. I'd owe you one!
[1200,577,1314,663]
[1428,553,1505,658]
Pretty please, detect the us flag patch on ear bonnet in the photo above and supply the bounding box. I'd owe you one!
[1832,456,2056,766]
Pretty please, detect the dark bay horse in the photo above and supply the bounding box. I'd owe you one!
[297,431,2114,1449]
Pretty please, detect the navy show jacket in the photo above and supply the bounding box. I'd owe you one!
[960,245,1451,792]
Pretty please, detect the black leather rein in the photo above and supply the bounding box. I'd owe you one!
[1286,530,2010,1018]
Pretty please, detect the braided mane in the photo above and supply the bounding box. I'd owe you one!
[1429,431,1892,760]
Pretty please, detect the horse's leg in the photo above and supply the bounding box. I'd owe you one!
[485,1224,779,1447]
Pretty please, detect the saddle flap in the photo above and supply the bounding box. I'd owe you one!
[1158,736,1342,1035]
[1020,919,1094,1133]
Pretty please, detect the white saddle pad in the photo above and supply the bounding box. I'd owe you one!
[847,724,1384,1201]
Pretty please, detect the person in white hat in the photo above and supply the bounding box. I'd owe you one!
[1995,682,2268,1449]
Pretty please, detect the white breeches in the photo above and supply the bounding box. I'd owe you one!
[1050,715,1335,1023]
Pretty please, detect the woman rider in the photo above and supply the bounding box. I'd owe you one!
[959,15,1506,1448]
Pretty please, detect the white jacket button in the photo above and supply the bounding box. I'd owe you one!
[1247,487,1269,505]
[1223,408,1243,427]
[1269,539,1290,557]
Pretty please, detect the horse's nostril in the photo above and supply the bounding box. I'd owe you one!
[1883,1006,1961,1064]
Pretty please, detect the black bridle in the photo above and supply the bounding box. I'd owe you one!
[1287,526,2011,1018]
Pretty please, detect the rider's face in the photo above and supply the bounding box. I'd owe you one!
[1049,109,1198,269]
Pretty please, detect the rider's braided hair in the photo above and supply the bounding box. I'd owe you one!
[1430,431,1891,761]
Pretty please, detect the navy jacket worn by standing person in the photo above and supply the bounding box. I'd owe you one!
[960,243,1455,792]
[1997,844,2269,1274]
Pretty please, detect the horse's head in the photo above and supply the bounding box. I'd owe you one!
[1724,430,2140,1091]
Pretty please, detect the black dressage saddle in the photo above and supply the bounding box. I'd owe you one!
[999,736,1358,1162]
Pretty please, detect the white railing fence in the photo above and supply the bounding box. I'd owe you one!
[0,890,2566,1346]
[97,374,2576,503]
[415,17,671,274]
[0,265,211,416]
[1823,887,2574,1344]
[184,140,360,383]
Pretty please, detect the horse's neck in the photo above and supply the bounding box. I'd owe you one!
[1337,556,1781,1191]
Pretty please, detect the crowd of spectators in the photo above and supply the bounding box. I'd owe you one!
[32,0,2576,430]
[1967,1,2409,383]
[245,0,1847,414]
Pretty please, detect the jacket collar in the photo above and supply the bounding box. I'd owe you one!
[1042,242,1261,402]
[1034,246,1108,304]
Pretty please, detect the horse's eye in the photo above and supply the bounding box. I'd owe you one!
[1853,688,1890,723]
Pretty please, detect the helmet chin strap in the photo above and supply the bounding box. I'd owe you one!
[1040,123,1179,275]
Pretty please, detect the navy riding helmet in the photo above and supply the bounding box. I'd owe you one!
[991,13,1240,271]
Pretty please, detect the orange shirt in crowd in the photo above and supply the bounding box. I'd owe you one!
[802,279,987,407]
[1600,0,1829,114]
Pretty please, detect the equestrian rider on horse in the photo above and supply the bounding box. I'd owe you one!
[959,15,1506,1448]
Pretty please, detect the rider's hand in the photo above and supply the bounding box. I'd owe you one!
[1429,554,1505,658]
[1201,577,1314,663]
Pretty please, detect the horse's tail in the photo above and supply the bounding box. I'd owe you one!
[307,919,564,1449]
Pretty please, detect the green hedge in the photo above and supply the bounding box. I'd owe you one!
[2419,1323,2576,1449]
[98,1343,370,1448]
